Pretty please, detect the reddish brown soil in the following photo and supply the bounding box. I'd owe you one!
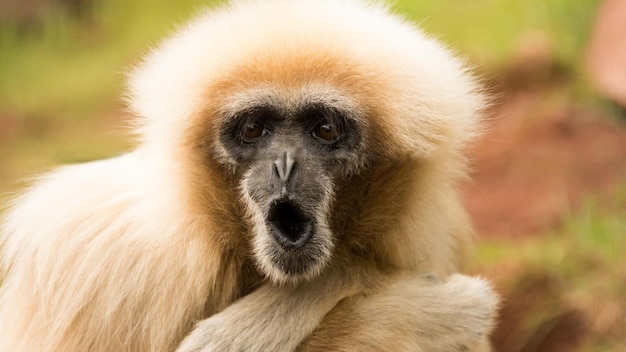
[463,58,626,351]
[463,88,626,238]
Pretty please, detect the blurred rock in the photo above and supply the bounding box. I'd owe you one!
[490,270,589,352]
[494,31,570,92]
[586,0,626,108]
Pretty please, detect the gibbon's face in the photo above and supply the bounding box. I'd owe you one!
[215,86,369,283]
[131,1,483,284]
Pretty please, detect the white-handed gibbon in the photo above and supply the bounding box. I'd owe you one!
[0,1,498,351]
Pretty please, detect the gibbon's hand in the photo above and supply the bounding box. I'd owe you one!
[295,273,499,352]
[176,272,498,352]
[175,269,359,352]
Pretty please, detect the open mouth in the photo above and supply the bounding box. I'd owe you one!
[267,198,313,249]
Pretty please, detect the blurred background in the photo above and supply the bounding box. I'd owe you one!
[0,0,624,351]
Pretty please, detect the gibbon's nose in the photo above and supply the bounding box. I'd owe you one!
[273,150,296,184]
[267,199,313,249]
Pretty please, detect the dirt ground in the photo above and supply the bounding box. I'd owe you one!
[464,40,626,238]
[463,77,625,239]
[462,61,626,350]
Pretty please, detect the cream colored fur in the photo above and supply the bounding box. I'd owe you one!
[0,0,497,351]
[178,270,497,352]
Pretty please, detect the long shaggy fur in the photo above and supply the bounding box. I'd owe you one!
[0,1,496,351]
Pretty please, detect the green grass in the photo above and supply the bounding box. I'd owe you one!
[475,188,626,351]
[398,0,599,67]
[478,185,625,283]
[478,200,625,280]
[0,0,216,118]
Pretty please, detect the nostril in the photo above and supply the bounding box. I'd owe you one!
[267,199,312,248]
[272,151,297,183]
[273,161,282,180]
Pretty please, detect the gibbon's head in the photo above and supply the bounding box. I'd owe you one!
[129,0,485,283]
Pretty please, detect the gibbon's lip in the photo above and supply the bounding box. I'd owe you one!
[267,198,313,249]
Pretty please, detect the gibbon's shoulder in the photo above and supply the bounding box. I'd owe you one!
[0,152,182,260]
[5,153,148,211]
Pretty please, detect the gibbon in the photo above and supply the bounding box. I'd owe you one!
[0,0,498,351]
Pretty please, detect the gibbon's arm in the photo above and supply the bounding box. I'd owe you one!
[297,273,498,352]
[176,270,498,352]
[175,266,360,352]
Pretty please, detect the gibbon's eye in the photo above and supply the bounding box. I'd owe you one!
[311,120,340,144]
[241,122,267,142]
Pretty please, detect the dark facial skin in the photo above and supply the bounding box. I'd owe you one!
[219,102,364,277]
